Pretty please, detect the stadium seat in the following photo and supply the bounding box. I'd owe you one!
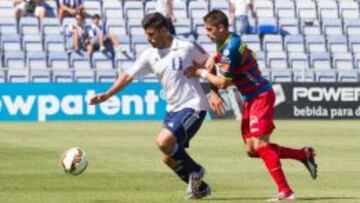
[315,71,337,82]
[43,18,62,35]
[263,34,283,52]
[49,52,73,83]
[302,21,321,36]
[0,7,14,18]
[318,1,338,20]
[293,70,315,82]
[332,53,354,71]
[242,34,261,52]
[275,0,295,18]
[22,35,43,52]
[297,1,317,20]
[4,51,25,69]
[27,51,47,70]
[288,52,309,71]
[339,1,360,19]
[71,51,91,69]
[92,52,113,70]
[337,71,359,82]
[106,19,127,35]
[348,36,360,54]
[20,17,39,34]
[45,35,65,52]
[96,70,118,82]
[2,34,21,52]
[254,0,274,18]
[0,69,5,83]
[271,70,292,82]
[310,52,331,71]
[258,18,278,34]
[306,35,327,53]
[267,51,288,70]
[284,35,305,53]
[0,18,17,34]
[327,35,348,54]
[344,19,360,37]
[322,19,343,36]
[279,18,299,35]
[255,52,266,69]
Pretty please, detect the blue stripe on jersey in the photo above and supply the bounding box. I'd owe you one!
[62,0,83,8]
[242,82,272,101]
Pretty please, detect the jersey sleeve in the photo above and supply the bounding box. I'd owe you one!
[191,42,209,65]
[125,50,152,79]
[218,44,243,80]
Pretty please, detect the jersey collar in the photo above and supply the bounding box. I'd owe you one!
[218,33,233,52]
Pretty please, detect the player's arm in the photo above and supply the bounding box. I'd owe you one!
[90,50,151,105]
[89,73,133,105]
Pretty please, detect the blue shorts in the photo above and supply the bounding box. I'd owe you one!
[163,108,207,148]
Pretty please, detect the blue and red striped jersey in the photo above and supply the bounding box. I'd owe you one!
[214,33,272,101]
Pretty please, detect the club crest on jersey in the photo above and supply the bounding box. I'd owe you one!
[223,49,230,56]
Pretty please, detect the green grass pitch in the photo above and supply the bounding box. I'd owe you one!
[0,120,359,203]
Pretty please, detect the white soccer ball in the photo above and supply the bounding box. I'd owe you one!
[60,147,88,175]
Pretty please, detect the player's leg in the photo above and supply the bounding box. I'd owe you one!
[156,109,210,199]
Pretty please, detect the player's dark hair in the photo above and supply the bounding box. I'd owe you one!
[92,14,101,20]
[142,12,169,30]
[203,9,229,29]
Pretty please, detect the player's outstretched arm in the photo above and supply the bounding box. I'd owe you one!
[89,73,133,105]
[185,61,231,89]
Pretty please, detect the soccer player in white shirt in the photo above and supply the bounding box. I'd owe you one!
[90,12,212,199]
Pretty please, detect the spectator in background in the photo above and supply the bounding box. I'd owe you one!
[14,0,47,24]
[86,14,127,55]
[59,0,84,23]
[69,12,88,52]
[229,0,256,35]
[156,0,176,35]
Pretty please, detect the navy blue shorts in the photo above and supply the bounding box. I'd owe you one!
[163,108,207,148]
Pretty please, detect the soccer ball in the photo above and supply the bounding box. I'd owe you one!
[60,147,88,175]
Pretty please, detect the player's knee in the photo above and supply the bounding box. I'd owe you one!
[156,132,176,154]
[245,148,258,158]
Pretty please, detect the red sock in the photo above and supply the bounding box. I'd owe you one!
[270,143,306,162]
[256,145,293,193]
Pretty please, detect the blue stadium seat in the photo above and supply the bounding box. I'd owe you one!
[297,1,317,20]
[258,18,278,34]
[339,1,360,19]
[0,7,13,18]
[348,36,360,54]
[344,19,360,37]
[49,52,73,83]
[318,1,338,20]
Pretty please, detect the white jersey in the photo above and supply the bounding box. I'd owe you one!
[125,37,209,112]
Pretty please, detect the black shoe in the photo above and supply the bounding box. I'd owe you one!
[302,147,318,180]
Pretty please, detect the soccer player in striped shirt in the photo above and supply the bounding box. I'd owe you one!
[186,10,318,202]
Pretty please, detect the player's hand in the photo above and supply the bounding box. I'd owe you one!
[204,55,216,71]
[184,61,203,78]
[89,93,110,105]
[210,91,226,116]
